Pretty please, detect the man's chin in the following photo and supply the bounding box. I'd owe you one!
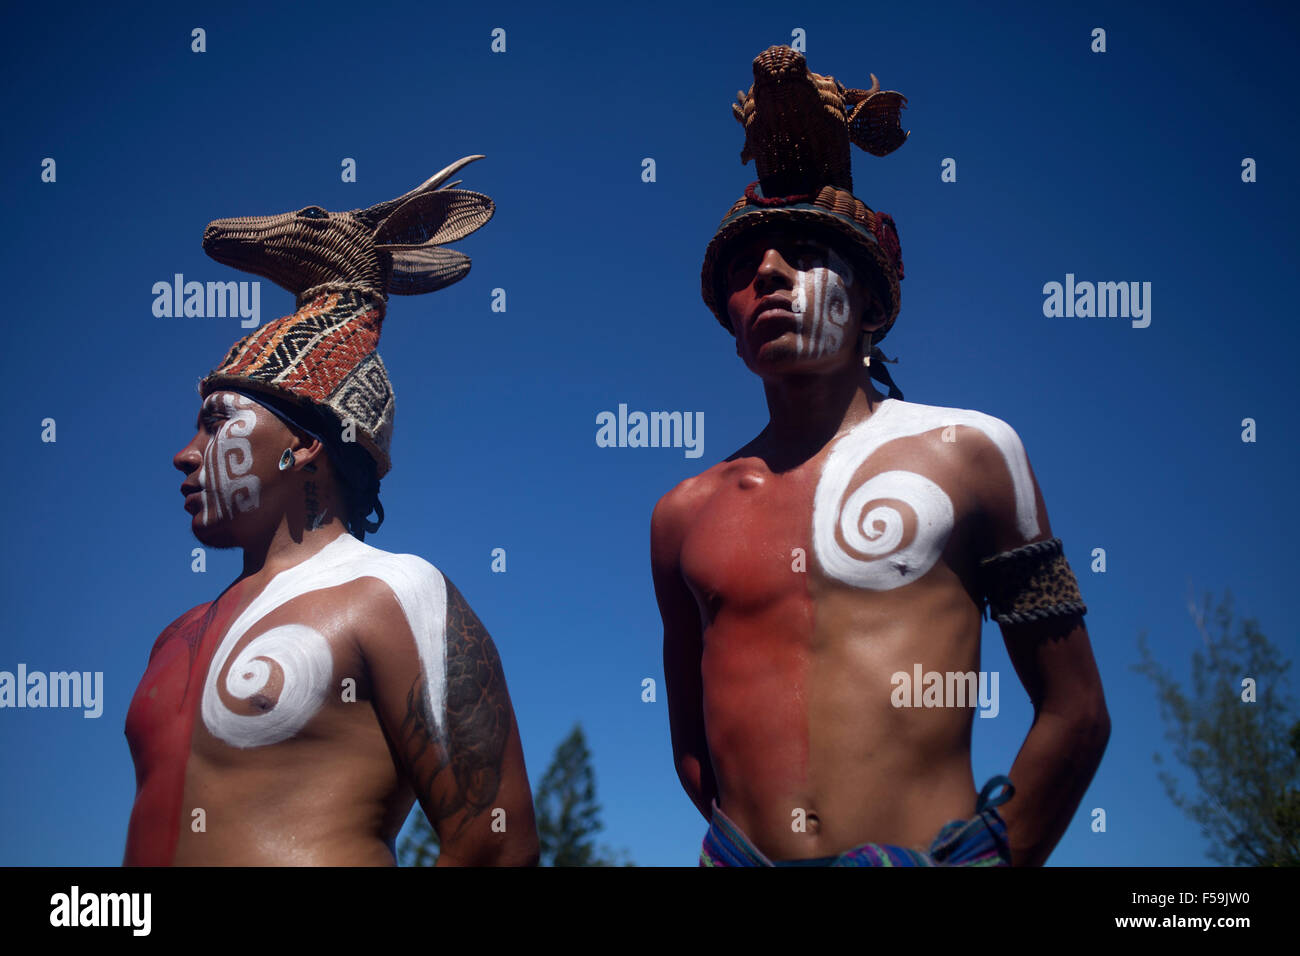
[747,346,841,378]
[190,520,238,549]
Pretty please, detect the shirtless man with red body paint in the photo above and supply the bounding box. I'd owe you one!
[123,390,538,865]
[652,226,1112,865]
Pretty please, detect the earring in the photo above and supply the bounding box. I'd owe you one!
[278,448,296,471]
[862,330,873,368]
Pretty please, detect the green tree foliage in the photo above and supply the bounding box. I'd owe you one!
[399,722,632,866]
[535,723,629,866]
[1133,589,1299,866]
[397,809,440,867]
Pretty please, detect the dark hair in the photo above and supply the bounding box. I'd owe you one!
[227,388,384,540]
[287,417,383,541]
[330,440,384,541]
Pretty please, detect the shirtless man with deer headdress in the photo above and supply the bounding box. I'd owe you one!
[653,49,1110,866]
[124,156,538,866]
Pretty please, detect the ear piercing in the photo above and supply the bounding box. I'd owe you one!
[278,448,296,471]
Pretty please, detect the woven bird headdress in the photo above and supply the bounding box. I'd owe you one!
[701,48,909,347]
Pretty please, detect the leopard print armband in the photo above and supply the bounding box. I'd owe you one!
[977,537,1087,625]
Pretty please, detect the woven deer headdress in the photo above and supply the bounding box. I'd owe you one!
[198,155,493,478]
[701,47,909,346]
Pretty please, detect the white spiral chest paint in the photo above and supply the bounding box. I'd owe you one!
[811,399,1040,589]
[201,534,448,749]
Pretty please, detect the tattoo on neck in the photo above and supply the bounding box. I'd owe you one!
[304,480,326,531]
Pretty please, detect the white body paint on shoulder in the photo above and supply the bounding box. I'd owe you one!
[201,533,448,749]
[812,398,1039,589]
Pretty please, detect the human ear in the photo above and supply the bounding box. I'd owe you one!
[291,438,328,473]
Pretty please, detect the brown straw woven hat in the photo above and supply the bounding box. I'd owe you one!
[198,156,493,480]
[701,46,909,347]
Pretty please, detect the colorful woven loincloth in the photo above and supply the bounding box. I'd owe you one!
[700,774,1014,867]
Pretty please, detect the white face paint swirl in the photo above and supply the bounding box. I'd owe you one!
[812,399,1042,590]
[791,247,854,359]
[196,392,261,526]
[202,534,449,749]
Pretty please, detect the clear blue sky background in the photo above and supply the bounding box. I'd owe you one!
[1,0,1296,866]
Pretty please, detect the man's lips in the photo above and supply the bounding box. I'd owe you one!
[751,295,797,323]
[748,296,801,336]
[181,485,203,512]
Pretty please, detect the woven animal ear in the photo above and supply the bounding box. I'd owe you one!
[359,155,485,228]
[373,189,495,248]
[387,245,472,296]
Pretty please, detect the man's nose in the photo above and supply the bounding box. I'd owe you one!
[754,248,793,289]
[173,436,202,474]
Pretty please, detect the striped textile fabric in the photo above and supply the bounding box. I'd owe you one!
[700,775,1015,867]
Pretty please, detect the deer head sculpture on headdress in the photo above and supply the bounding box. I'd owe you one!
[198,155,495,482]
[202,154,494,308]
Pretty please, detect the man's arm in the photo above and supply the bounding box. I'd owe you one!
[652,487,717,821]
[970,424,1111,867]
[360,570,538,866]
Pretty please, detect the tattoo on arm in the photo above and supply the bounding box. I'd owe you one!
[397,578,511,834]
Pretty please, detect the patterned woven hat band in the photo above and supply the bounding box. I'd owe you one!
[198,288,396,478]
[701,184,904,342]
[195,155,498,484]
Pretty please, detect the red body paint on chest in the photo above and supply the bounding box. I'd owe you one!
[123,595,238,865]
[683,467,816,787]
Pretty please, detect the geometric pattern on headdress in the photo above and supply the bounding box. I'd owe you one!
[196,155,495,481]
[199,288,396,477]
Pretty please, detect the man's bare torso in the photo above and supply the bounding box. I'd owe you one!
[659,397,1047,859]
[124,536,435,865]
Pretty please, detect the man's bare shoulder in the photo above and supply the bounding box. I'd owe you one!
[146,601,213,661]
[884,397,1020,447]
[885,397,1027,476]
[341,539,444,591]
[651,450,754,556]
[898,400,1049,551]
[319,538,450,651]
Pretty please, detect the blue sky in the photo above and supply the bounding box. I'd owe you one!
[1,0,1296,866]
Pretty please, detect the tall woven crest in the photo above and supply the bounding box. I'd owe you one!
[198,156,494,478]
[702,48,910,356]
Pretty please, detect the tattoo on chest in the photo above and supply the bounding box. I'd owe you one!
[398,579,509,829]
[811,399,1040,589]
